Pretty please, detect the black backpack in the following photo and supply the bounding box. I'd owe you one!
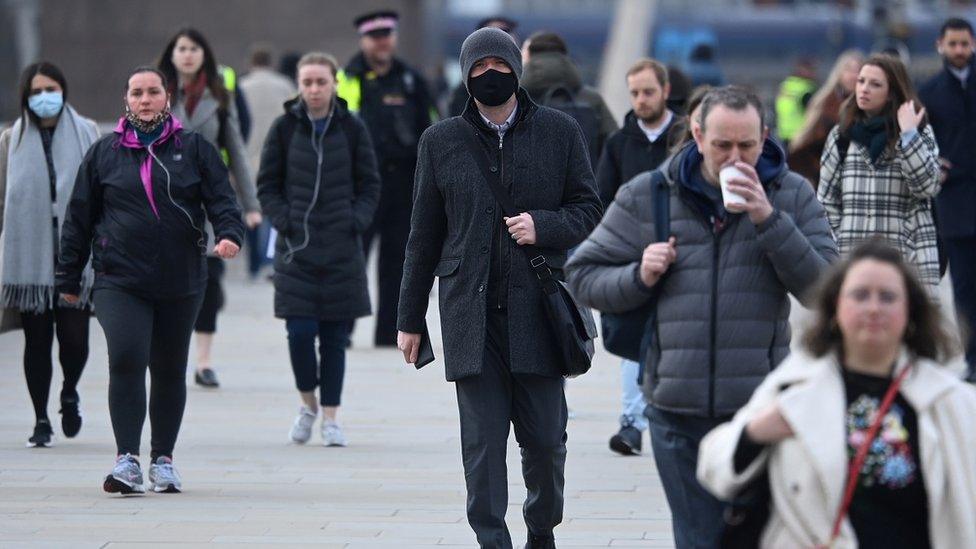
[541,86,601,167]
[600,170,670,383]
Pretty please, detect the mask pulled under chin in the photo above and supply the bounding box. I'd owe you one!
[125,108,170,133]
[468,69,518,107]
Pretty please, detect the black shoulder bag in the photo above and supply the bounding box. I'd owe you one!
[600,170,670,374]
[461,124,597,377]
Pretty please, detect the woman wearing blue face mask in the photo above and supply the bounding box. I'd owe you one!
[0,61,99,448]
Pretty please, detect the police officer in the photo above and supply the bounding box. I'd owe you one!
[337,10,438,347]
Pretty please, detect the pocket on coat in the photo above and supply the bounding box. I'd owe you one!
[434,257,461,278]
[433,257,461,277]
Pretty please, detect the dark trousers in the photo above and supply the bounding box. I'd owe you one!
[285,318,349,406]
[362,178,412,346]
[646,405,729,549]
[455,309,568,548]
[945,236,976,374]
[94,288,203,459]
[20,305,90,422]
[194,257,225,334]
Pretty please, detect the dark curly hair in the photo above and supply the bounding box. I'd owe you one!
[802,239,956,361]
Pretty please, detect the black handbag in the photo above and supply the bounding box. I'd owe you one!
[599,170,670,371]
[461,123,597,377]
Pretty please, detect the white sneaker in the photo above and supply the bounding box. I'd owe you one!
[322,420,347,447]
[289,406,317,444]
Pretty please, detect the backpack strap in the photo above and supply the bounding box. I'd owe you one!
[836,132,850,164]
[651,170,670,243]
[274,114,298,181]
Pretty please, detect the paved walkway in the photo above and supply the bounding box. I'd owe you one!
[0,265,674,548]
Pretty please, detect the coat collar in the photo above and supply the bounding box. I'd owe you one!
[172,87,219,128]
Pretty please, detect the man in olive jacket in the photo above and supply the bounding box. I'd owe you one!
[566,86,837,548]
[396,28,602,549]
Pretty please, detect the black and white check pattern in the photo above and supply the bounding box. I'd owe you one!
[817,124,942,289]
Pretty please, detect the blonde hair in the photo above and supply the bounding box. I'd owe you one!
[790,50,864,150]
[297,52,339,77]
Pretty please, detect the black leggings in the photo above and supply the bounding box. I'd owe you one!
[94,288,203,459]
[20,305,91,422]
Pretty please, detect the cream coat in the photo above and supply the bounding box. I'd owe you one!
[697,349,976,548]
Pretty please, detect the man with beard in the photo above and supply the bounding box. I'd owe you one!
[396,28,602,547]
[596,58,683,208]
[919,17,976,381]
[337,10,438,346]
[594,58,684,457]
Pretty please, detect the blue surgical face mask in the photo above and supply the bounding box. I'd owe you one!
[28,91,64,119]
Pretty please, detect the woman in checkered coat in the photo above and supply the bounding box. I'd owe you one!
[818,54,941,290]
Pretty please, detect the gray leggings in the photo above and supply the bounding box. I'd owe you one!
[94,288,203,460]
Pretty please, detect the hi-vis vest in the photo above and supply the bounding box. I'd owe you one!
[775,76,816,142]
[217,65,237,165]
[336,69,438,123]
[776,76,817,141]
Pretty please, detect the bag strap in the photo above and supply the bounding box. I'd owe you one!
[651,170,670,243]
[460,122,558,292]
[836,133,850,164]
[825,362,913,546]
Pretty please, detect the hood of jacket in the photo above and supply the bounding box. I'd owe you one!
[668,136,788,189]
[520,52,583,98]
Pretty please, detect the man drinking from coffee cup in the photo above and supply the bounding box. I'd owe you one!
[566,85,838,548]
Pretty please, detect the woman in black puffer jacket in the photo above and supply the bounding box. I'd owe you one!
[257,52,380,448]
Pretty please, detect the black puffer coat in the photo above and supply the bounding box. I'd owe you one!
[257,98,381,320]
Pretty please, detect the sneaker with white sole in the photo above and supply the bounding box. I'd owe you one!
[289,406,317,444]
[148,456,182,493]
[103,454,145,495]
[322,420,347,447]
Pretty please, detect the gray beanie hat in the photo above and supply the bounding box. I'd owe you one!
[459,27,522,92]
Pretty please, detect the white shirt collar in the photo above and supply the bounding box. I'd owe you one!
[479,105,518,135]
[637,110,674,143]
[949,64,971,86]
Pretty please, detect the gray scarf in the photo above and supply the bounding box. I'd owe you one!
[1,105,98,312]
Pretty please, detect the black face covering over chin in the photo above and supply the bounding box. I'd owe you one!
[468,69,518,107]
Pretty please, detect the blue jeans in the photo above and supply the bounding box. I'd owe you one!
[645,405,729,549]
[285,318,349,406]
[620,359,648,431]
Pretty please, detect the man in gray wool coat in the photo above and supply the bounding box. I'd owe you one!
[395,28,602,548]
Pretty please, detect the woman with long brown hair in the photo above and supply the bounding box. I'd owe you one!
[788,49,864,186]
[158,27,262,388]
[817,54,942,291]
[698,239,976,548]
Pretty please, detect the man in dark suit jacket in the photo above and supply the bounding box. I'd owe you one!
[396,28,602,548]
[919,17,976,379]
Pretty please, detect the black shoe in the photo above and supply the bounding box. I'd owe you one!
[609,425,642,456]
[526,533,556,549]
[194,368,220,388]
[27,420,53,448]
[59,395,82,438]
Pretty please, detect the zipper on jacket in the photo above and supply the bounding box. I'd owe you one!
[495,131,505,310]
[708,223,720,418]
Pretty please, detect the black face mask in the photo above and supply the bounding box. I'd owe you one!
[468,69,518,107]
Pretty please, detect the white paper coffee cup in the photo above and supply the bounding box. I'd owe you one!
[719,165,748,208]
